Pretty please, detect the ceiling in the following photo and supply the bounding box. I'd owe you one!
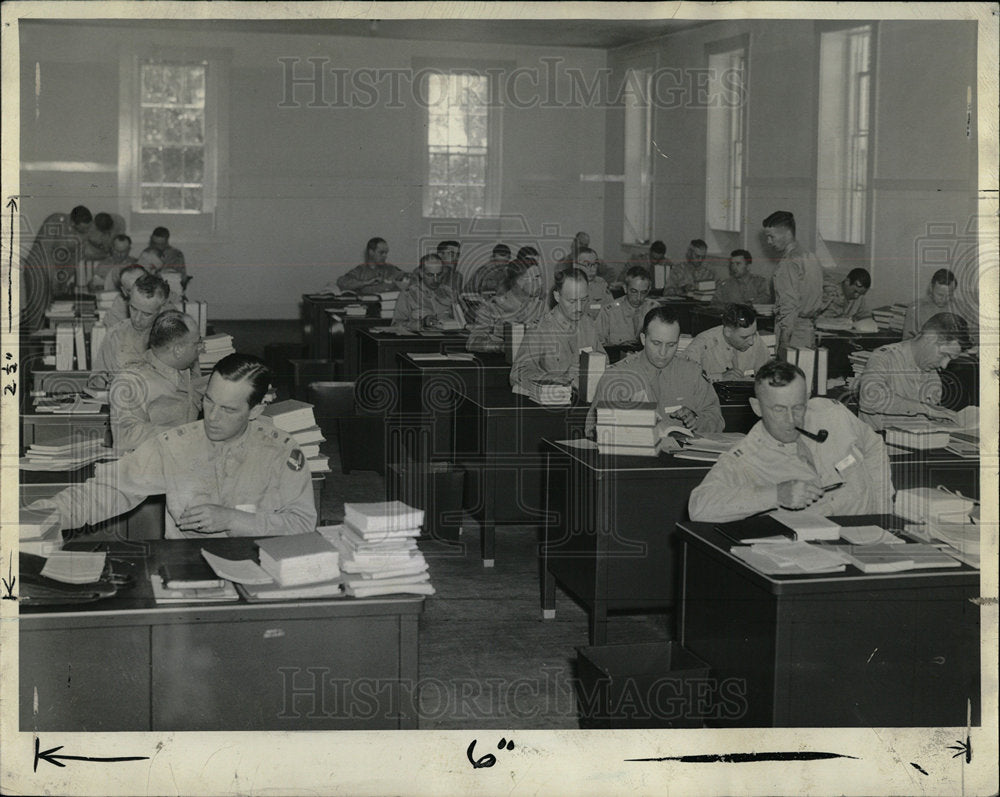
[28,17,708,49]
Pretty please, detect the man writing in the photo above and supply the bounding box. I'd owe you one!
[689,359,893,522]
[586,305,723,437]
[27,354,316,539]
[858,312,970,431]
[110,310,206,453]
[138,226,187,276]
[664,239,714,296]
[683,303,771,382]
[93,272,170,373]
[819,267,872,321]
[712,249,771,307]
[392,253,459,330]
[763,211,824,355]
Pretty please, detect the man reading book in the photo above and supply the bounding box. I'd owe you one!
[689,359,893,523]
[585,305,723,437]
[26,354,317,539]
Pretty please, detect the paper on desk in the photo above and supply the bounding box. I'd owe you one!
[201,549,274,584]
[553,438,598,450]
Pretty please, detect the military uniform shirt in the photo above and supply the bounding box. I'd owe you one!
[466,291,546,352]
[858,341,942,431]
[819,274,869,320]
[901,297,977,343]
[110,349,202,453]
[29,419,316,539]
[689,398,893,522]
[595,296,660,346]
[335,262,405,294]
[585,276,613,319]
[773,241,824,349]
[93,318,150,373]
[392,277,458,331]
[664,261,714,294]
[585,352,724,435]
[682,325,771,381]
[510,306,604,390]
[711,273,772,307]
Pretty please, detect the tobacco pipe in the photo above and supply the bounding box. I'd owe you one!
[795,426,829,443]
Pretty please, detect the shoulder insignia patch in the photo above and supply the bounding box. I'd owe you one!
[287,449,305,472]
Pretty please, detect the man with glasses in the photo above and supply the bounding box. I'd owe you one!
[683,303,771,382]
[110,310,206,453]
[595,265,659,346]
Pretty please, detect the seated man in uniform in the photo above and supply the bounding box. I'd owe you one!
[470,243,512,296]
[556,231,590,269]
[436,239,464,293]
[712,249,771,307]
[110,310,206,453]
[901,268,976,342]
[95,234,135,292]
[819,267,872,321]
[466,256,545,352]
[682,303,771,382]
[511,268,604,392]
[595,265,659,346]
[392,253,459,330]
[858,312,970,431]
[334,236,405,293]
[27,354,317,539]
[86,211,127,263]
[664,239,714,296]
[93,272,170,373]
[689,359,893,523]
[104,264,147,328]
[568,247,612,319]
[586,305,724,437]
[138,226,187,276]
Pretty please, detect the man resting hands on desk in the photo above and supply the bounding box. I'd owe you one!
[27,354,316,539]
[689,360,893,523]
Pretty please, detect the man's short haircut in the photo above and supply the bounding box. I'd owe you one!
[641,305,680,334]
[650,240,666,256]
[576,247,598,259]
[624,265,652,284]
[94,212,114,233]
[555,267,589,292]
[921,312,972,349]
[721,303,758,329]
[149,310,194,349]
[212,354,272,408]
[151,226,170,239]
[762,211,796,235]
[117,264,147,289]
[365,237,386,256]
[419,253,443,269]
[755,359,805,392]
[516,245,539,261]
[132,272,169,301]
[731,248,752,263]
[846,268,871,288]
[70,206,92,225]
[502,258,536,292]
[437,240,460,252]
[689,239,708,250]
[113,233,132,247]
[492,243,511,258]
[930,268,958,288]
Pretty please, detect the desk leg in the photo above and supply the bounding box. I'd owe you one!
[480,521,495,568]
[397,614,420,730]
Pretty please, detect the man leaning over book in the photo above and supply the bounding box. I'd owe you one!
[26,354,317,539]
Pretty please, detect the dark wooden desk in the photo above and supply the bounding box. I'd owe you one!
[540,439,714,645]
[396,351,510,462]
[301,293,380,360]
[690,305,775,337]
[20,538,424,731]
[335,315,385,380]
[652,298,702,336]
[453,387,590,567]
[678,518,980,727]
[941,354,979,410]
[21,407,109,448]
[888,448,979,498]
[815,328,902,379]
[355,328,470,397]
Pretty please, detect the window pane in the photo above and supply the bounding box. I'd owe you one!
[181,111,204,145]
[428,113,449,146]
[164,108,185,144]
[181,66,206,106]
[467,155,485,184]
[429,153,449,183]
[162,147,184,182]
[449,154,469,183]
[163,187,183,210]
[141,148,164,183]
[163,67,183,105]
[142,65,164,103]
[183,147,204,182]
[467,113,488,148]
[141,186,162,210]
[183,187,203,211]
[142,108,164,145]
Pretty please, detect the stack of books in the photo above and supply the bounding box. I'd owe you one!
[907,521,980,569]
[198,333,235,371]
[261,399,330,473]
[20,434,116,471]
[95,291,117,323]
[324,501,435,598]
[689,280,716,302]
[894,487,976,525]
[884,419,952,450]
[45,300,78,323]
[19,506,63,557]
[377,290,399,319]
[594,401,684,456]
[257,533,341,587]
[153,557,240,603]
[871,304,907,332]
[181,299,209,337]
[674,432,745,462]
[752,303,774,317]
[676,334,692,355]
[815,317,855,332]
[838,542,961,573]
[946,428,979,458]
[730,541,847,575]
[514,379,572,406]
[847,349,871,381]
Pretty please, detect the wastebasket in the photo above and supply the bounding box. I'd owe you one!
[575,642,711,729]
[387,462,466,543]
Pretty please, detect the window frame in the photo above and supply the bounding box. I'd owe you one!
[414,58,507,221]
[621,65,654,247]
[118,44,230,238]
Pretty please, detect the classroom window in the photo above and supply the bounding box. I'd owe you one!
[424,72,498,219]
[705,47,746,234]
[622,68,653,245]
[817,24,872,244]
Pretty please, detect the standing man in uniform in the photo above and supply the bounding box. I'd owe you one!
[511,268,604,392]
[26,354,316,539]
[595,265,659,346]
[763,211,824,356]
[586,305,724,437]
[93,272,170,373]
[689,359,892,522]
[110,310,206,453]
[682,303,771,382]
